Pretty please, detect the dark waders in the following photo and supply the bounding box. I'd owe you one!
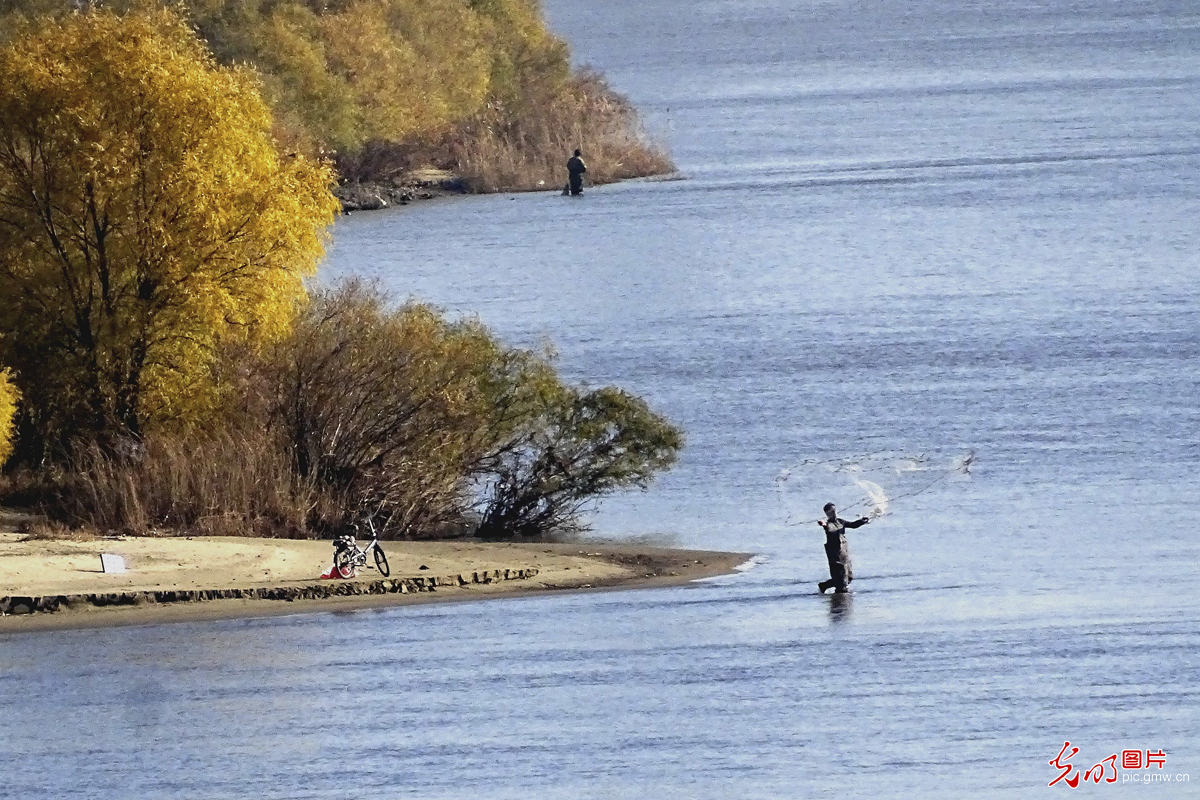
[817,515,866,593]
[819,536,853,593]
[566,154,587,196]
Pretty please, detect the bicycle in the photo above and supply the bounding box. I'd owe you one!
[331,519,390,578]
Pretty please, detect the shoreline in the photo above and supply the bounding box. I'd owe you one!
[334,171,466,213]
[333,168,683,214]
[0,536,750,634]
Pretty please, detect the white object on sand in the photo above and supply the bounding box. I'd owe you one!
[100,553,127,574]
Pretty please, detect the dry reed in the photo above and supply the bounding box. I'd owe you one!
[51,433,315,538]
[444,71,674,193]
[335,71,674,193]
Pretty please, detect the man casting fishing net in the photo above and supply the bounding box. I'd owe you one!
[816,502,870,593]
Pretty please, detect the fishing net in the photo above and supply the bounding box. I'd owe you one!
[774,450,975,526]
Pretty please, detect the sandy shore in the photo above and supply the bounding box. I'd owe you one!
[0,517,749,632]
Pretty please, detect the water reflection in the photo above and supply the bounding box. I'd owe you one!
[827,592,853,624]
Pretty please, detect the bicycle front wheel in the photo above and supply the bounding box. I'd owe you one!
[373,544,390,577]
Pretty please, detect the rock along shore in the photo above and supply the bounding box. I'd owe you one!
[334,169,468,213]
[0,530,751,632]
[0,567,537,617]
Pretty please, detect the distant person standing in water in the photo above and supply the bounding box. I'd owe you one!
[566,149,587,196]
[816,502,869,593]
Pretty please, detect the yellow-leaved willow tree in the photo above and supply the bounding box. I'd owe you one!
[0,368,17,466]
[0,9,339,458]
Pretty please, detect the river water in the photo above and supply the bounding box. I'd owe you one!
[3,0,1199,796]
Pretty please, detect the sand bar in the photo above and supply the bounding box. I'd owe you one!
[0,516,750,632]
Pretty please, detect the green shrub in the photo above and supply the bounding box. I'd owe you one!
[475,386,683,540]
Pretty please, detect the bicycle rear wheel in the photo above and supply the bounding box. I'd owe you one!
[373,544,390,577]
[334,549,355,579]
